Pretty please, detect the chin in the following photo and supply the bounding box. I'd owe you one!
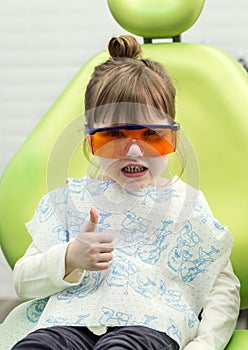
[123,180,146,190]
[121,174,153,190]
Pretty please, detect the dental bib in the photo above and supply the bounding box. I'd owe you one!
[0,177,232,349]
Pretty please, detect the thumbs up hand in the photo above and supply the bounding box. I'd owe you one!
[65,208,114,276]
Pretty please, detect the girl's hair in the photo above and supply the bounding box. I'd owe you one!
[84,35,176,127]
[83,36,184,180]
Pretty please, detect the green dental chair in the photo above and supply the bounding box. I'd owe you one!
[0,0,248,348]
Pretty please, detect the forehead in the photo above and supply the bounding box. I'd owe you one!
[85,102,174,127]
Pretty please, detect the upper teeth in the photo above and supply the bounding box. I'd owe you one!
[123,166,145,173]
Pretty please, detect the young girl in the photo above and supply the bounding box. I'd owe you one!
[1,35,240,350]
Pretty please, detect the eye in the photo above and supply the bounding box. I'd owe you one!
[109,130,125,137]
[103,130,125,138]
[143,129,158,137]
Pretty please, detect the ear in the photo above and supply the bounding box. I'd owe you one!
[86,135,94,154]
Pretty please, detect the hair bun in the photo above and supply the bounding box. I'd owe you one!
[108,35,142,59]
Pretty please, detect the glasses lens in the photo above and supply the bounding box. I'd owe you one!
[88,126,179,158]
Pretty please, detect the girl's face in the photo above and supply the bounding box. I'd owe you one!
[94,118,171,190]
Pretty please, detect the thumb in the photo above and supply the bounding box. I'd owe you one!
[82,208,99,232]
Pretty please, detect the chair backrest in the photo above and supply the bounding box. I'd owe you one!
[1,0,248,309]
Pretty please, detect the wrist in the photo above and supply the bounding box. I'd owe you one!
[65,240,79,277]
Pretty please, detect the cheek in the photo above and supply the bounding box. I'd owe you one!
[99,158,114,171]
[148,156,168,177]
[99,158,109,170]
[98,158,120,176]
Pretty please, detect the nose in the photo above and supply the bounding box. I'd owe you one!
[126,141,143,157]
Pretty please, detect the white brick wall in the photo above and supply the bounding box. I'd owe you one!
[0,0,247,298]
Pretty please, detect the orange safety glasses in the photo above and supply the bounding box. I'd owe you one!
[86,123,180,158]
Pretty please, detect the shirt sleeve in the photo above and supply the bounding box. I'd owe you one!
[13,241,84,300]
[183,260,240,350]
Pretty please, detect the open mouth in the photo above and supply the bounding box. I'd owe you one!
[121,165,148,176]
